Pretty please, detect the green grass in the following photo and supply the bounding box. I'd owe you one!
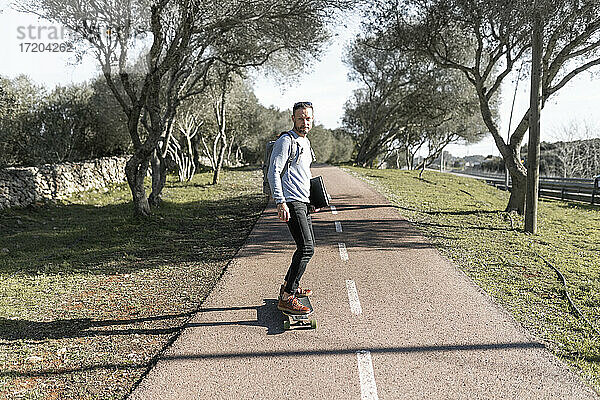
[0,168,267,400]
[345,166,600,391]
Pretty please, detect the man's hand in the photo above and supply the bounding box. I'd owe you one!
[308,205,321,214]
[277,202,290,222]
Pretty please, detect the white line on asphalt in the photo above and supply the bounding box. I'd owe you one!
[331,205,338,215]
[346,279,362,315]
[356,351,379,400]
[335,221,343,233]
[338,243,349,261]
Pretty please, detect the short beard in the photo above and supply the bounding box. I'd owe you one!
[294,123,309,133]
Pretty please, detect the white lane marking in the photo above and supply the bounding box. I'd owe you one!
[335,221,343,233]
[338,243,349,261]
[331,205,338,215]
[346,279,362,315]
[357,351,379,400]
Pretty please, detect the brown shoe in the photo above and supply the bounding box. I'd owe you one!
[277,295,310,315]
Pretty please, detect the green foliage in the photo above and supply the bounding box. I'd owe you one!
[309,125,354,163]
[478,155,505,173]
[86,77,131,158]
[177,83,355,168]
[329,128,355,164]
[0,75,130,168]
[176,72,274,169]
[535,138,600,179]
[0,69,354,172]
[309,125,335,162]
[241,105,291,164]
[0,75,46,167]
[347,166,600,391]
[14,0,352,213]
[365,0,600,210]
[343,34,490,168]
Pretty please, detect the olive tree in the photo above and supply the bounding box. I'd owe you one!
[343,35,488,168]
[0,76,44,167]
[16,0,350,216]
[187,67,251,184]
[550,121,600,178]
[366,0,600,213]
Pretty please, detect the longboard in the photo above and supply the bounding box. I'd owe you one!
[281,296,317,330]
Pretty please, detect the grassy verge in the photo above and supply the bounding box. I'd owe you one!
[345,166,600,391]
[0,168,267,399]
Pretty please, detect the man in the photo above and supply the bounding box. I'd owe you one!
[268,101,317,315]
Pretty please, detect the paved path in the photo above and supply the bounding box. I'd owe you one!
[129,165,597,399]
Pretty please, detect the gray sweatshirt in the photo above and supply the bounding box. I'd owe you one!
[267,130,313,204]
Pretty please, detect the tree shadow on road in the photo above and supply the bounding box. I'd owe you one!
[0,299,285,344]
[0,299,289,380]
[0,313,193,342]
[0,339,546,378]
[185,299,285,336]
[239,212,434,261]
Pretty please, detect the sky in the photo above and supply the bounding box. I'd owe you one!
[3,2,600,158]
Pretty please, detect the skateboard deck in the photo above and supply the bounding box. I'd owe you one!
[281,296,317,330]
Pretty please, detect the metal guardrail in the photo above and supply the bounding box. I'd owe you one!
[448,170,600,205]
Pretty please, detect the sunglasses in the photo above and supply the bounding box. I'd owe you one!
[293,101,313,112]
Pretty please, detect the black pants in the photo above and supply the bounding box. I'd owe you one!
[284,201,315,294]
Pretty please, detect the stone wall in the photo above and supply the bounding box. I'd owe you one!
[0,157,128,210]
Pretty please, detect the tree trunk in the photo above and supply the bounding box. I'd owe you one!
[213,133,227,184]
[356,135,378,167]
[149,148,168,207]
[212,166,221,184]
[191,135,200,170]
[405,148,415,170]
[212,88,228,185]
[185,131,196,180]
[477,92,528,214]
[125,153,151,217]
[419,163,425,179]
[235,146,243,165]
[506,167,527,213]
[525,11,543,234]
[226,134,235,166]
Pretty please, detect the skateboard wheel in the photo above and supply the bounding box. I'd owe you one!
[311,319,317,329]
[283,320,290,330]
